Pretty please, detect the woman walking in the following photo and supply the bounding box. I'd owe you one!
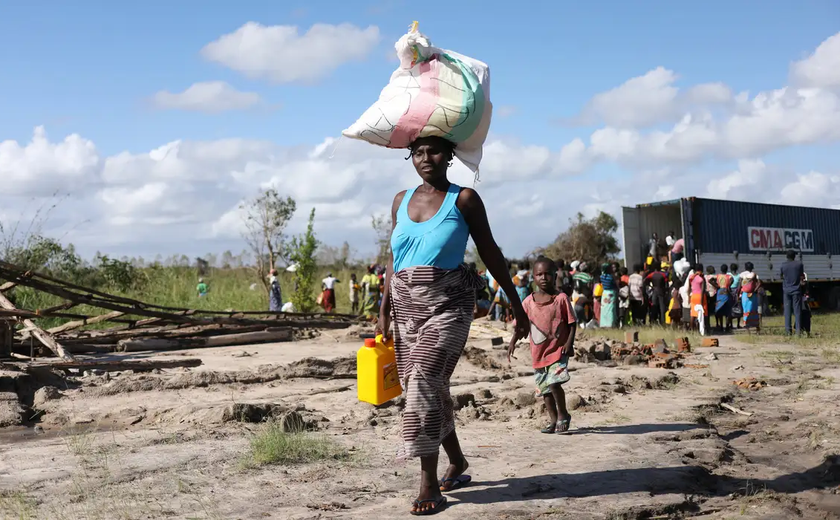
[689,264,707,332]
[739,262,761,333]
[599,263,618,328]
[714,264,734,331]
[361,266,380,319]
[378,136,528,516]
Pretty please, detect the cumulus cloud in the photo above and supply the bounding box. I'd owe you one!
[201,22,381,83]
[573,67,734,128]
[706,159,768,199]
[790,32,840,88]
[0,127,100,196]
[151,81,263,112]
[4,30,840,259]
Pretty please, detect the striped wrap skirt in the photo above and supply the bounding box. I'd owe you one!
[390,265,484,459]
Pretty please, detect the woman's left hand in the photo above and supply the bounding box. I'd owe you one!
[512,305,530,341]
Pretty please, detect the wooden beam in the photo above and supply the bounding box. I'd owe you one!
[46,310,125,335]
[27,357,202,372]
[0,292,74,360]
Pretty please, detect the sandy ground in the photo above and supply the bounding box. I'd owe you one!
[1,322,839,520]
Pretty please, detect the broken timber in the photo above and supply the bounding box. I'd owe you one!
[0,291,74,360]
[0,260,358,359]
[27,357,202,372]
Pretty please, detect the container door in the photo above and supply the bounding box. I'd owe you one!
[622,206,641,268]
[680,198,695,263]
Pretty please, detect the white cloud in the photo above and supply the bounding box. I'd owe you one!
[201,22,380,83]
[4,31,840,260]
[0,127,100,196]
[582,67,680,127]
[706,159,768,199]
[152,81,263,112]
[777,171,840,209]
[790,32,840,88]
[575,67,733,128]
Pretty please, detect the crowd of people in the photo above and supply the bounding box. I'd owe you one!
[470,234,812,337]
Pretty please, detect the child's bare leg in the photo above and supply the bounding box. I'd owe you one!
[549,383,570,426]
[543,393,558,427]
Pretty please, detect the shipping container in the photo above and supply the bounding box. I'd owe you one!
[623,197,840,309]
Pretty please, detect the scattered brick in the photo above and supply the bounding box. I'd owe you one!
[676,337,691,353]
[624,331,639,343]
[733,377,766,391]
[701,337,719,347]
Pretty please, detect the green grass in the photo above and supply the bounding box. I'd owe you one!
[240,422,350,468]
[11,266,363,331]
[0,491,36,520]
[737,314,840,348]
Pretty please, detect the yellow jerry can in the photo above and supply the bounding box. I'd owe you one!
[357,334,402,405]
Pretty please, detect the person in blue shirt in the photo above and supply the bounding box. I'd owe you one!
[377,136,528,516]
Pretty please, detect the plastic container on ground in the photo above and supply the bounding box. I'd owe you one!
[357,334,402,406]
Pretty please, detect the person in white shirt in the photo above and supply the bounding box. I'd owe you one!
[321,273,340,313]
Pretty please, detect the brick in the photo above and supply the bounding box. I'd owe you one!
[653,339,669,355]
[701,337,719,348]
[624,331,639,343]
[676,337,691,353]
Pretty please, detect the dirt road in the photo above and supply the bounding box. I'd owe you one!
[1,324,838,519]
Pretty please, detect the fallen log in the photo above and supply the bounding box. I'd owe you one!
[27,357,202,372]
[0,282,16,292]
[59,323,269,345]
[47,310,126,335]
[116,329,294,352]
[0,292,74,360]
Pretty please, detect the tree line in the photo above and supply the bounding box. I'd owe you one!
[1,187,621,313]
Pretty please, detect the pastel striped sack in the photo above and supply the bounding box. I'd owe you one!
[342,22,492,173]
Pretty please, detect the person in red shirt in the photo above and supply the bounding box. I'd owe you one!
[509,257,577,434]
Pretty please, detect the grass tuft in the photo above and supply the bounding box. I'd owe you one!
[241,422,350,468]
[0,491,36,520]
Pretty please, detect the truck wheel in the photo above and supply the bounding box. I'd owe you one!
[829,287,840,312]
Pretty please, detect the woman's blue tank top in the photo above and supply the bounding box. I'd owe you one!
[391,183,470,273]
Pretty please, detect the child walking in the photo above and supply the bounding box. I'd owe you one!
[508,257,577,434]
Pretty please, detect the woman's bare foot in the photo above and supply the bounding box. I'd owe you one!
[413,479,445,515]
[439,457,469,491]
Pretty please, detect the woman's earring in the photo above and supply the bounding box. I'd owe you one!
[447,160,453,167]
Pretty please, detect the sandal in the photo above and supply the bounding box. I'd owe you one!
[557,417,572,435]
[540,423,557,434]
[439,474,472,492]
[410,496,448,516]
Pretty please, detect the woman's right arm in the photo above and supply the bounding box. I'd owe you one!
[377,191,406,339]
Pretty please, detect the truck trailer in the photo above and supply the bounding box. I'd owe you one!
[622,197,840,310]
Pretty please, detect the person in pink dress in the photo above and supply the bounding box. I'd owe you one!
[508,257,577,434]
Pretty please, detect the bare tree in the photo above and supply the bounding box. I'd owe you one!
[240,188,297,292]
[371,214,392,266]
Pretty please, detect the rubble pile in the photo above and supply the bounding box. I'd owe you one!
[576,336,699,369]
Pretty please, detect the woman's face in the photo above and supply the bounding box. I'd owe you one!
[411,138,450,182]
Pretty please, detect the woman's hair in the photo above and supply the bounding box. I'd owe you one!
[695,263,704,273]
[730,263,739,272]
[706,265,716,275]
[745,262,754,271]
[720,264,729,274]
[406,137,456,161]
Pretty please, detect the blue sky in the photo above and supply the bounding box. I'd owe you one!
[1,1,839,260]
